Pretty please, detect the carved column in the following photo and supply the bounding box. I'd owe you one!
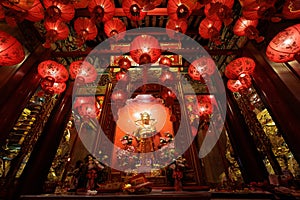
[225,91,269,183]
[18,82,74,195]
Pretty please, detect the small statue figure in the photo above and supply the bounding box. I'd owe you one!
[84,154,104,190]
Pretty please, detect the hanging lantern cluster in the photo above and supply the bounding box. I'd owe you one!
[37,60,69,94]
[233,16,264,43]
[74,17,98,46]
[188,57,216,81]
[266,23,300,63]
[0,30,25,66]
[225,57,256,92]
[129,35,161,65]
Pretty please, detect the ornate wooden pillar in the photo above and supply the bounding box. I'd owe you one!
[0,45,51,143]
[225,91,269,183]
[244,42,300,164]
[17,82,74,196]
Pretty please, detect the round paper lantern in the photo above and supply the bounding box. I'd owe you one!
[44,20,69,48]
[242,1,276,20]
[136,0,162,11]
[25,0,44,22]
[225,57,255,79]
[166,18,188,39]
[159,57,172,67]
[233,16,264,42]
[167,0,196,20]
[159,70,175,84]
[118,57,131,71]
[161,87,176,105]
[44,0,75,22]
[266,24,300,63]
[188,57,216,81]
[78,103,98,118]
[204,0,234,25]
[227,75,252,92]
[122,0,147,21]
[38,60,69,82]
[73,96,95,109]
[104,18,126,40]
[199,18,222,40]
[41,79,66,94]
[88,0,115,22]
[197,95,213,116]
[1,0,34,11]
[129,35,161,64]
[69,61,97,83]
[74,17,98,46]
[0,30,25,66]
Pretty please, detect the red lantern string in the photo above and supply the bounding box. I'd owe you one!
[0,30,25,66]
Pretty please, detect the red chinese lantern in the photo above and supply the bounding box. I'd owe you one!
[167,0,196,20]
[122,0,147,21]
[44,0,75,22]
[197,95,213,116]
[0,30,25,66]
[1,0,34,11]
[118,57,131,71]
[166,18,188,39]
[266,24,300,63]
[74,17,98,46]
[111,90,127,103]
[204,0,234,25]
[199,17,222,44]
[227,76,252,92]
[73,96,95,109]
[116,71,130,82]
[233,17,264,43]
[282,0,300,19]
[159,70,175,84]
[161,87,176,105]
[159,57,172,67]
[25,0,44,22]
[104,18,126,41]
[78,103,98,118]
[43,20,69,48]
[225,57,255,79]
[41,79,66,94]
[241,0,276,20]
[88,0,115,23]
[188,57,216,81]
[38,60,69,83]
[129,35,161,64]
[69,61,97,83]
[135,0,162,11]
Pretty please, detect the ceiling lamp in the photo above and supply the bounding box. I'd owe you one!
[266,23,300,63]
[69,60,97,83]
[74,17,98,46]
[135,0,163,11]
[88,0,115,23]
[104,18,126,41]
[40,79,66,94]
[233,16,264,43]
[122,0,146,21]
[118,57,132,71]
[38,60,69,83]
[241,0,276,20]
[188,57,216,81]
[44,0,75,22]
[0,30,25,66]
[43,20,69,48]
[1,0,34,11]
[198,17,222,45]
[129,35,161,65]
[204,0,234,25]
[166,18,188,40]
[167,0,196,20]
